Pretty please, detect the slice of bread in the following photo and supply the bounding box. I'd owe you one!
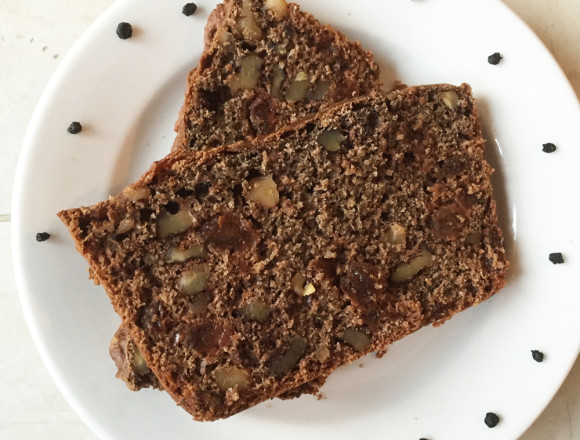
[59,84,508,421]
[109,0,380,394]
[172,0,380,151]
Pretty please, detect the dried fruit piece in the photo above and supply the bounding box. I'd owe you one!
[186,321,232,355]
[270,336,308,375]
[240,300,270,321]
[215,366,249,391]
[230,54,264,92]
[263,0,289,19]
[341,328,370,351]
[270,66,286,99]
[548,252,564,264]
[317,130,345,153]
[384,223,406,245]
[439,90,459,110]
[200,212,260,251]
[391,251,434,283]
[291,273,315,296]
[340,262,383,308]
[179,263,210,295]
[157,208,195,238]
[246,175,279,208]
[236,0,263,42]
[285,72,310,103]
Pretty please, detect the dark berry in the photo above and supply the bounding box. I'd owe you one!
[484,412,500,428]
[67,121,82,134]
[531,350,544,362]
[549,252,564,264]
[36,232,51,242]
[116,22,133,39]
[488,52,502,65]
[542,143,557,153]
[182,3,198,16]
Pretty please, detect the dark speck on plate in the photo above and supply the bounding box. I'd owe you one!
[484,412,500,428]
[36,232,51,242]
[488,52,502,65]
[182,3,198,16]
[116,22,133,39]
[67,121,82,134]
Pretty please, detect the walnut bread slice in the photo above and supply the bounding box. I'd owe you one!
[58,84,508,421]
[172,0,380,152]
[110,0,379,394]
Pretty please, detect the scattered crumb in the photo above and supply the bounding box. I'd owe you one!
[42,46,47,51]
[376,347,387,358]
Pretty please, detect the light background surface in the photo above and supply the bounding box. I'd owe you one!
[0,1,578,438]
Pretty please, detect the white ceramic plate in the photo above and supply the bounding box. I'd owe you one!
[12,0,580,439]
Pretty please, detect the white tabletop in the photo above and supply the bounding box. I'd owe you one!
[1,1,579,438]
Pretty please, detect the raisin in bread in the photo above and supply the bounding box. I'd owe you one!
[59,84,508,421]
[172,0,380,151]
[110,0,380,394]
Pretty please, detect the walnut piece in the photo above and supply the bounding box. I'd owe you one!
[313,345,330,362]
[230,54,264,92]
[166,244,205,262]
[131,345,150,375]
[116,218,135,234]
[270,336,308,375]
[215,366,249,391]
[270,66,286,99]
[439,90,460,110]
[157,208,195,238]
[285,72,310,103]
[311,79,330,100]
[291,273,315,296]
[179,263,210,295]
[341,328,370,352]
[246,175,279,208]
[390,250,434,283]
[263,0,289,19]
[384,223,406,245]
[317,130,346,152]
[236,0,263,42]
[124,186,149,202]
[240,300,270,321]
